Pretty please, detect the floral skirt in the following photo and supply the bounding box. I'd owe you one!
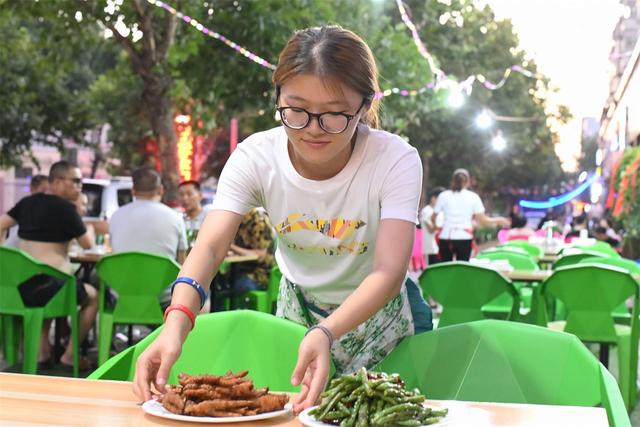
[276,278,416,375]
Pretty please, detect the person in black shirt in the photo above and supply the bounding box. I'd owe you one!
[0,161,98,370]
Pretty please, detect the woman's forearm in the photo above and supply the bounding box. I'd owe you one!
[321,270,405,339]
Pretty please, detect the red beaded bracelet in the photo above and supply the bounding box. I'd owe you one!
[163,304,196,330]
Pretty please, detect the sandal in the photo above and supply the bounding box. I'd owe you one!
[60,355,94,371]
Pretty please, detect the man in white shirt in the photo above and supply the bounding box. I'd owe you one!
[177,180,212,248]
[109,167,187,263]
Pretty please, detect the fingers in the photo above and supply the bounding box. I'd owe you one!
[291,342,313,386]
[133,352,157,402]
[301,355,329,409]
[154,349,179,393]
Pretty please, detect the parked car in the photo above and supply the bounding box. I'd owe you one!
[82,177,133,221]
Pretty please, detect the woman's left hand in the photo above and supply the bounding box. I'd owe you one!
[290,328,331,414]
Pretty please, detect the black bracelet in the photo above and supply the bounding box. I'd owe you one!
[305,325,334,348]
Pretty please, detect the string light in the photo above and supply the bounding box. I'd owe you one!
[147,0,545,102]
[146,0,276,70]
[393,0,545,98]
[519,173,598,209]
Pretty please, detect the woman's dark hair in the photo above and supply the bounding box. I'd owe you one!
[273,26,380,128]
[511,214,528,229]
[450,168,470,192]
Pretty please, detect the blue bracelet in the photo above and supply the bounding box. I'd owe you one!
[170,277,207,309]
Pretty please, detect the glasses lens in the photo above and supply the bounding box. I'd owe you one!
[281,108,309,129]
[319,114,349,134]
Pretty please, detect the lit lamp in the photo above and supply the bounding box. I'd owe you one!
[491,132,506,151]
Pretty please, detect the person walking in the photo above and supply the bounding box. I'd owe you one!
[433,168,510,261]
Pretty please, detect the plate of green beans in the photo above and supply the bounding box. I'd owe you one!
[299,368,452,427]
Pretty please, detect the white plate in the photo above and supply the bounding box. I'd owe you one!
[142,399,292,423]
[298,404,461,427]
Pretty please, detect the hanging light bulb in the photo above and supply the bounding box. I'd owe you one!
[475,110,493,129]
[491,132,506,151]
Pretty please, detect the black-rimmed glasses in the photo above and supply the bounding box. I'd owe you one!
[276,98,367,134]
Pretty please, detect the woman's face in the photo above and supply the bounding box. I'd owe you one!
[278,74,367,179]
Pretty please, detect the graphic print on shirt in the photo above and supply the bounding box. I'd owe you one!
[274,213,368,256]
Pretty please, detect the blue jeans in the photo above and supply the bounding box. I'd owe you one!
[234,274,261,293]
[405,278,433,334]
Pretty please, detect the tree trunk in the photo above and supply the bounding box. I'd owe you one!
[143,74,179,203]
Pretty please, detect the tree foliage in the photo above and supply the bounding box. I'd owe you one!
[1,0,568,205]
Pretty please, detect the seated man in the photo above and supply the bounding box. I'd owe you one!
[178,180,212,249]
[0,161,98,369]
[109,166,188,308]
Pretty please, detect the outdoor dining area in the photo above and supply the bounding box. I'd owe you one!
[0,234,638,426]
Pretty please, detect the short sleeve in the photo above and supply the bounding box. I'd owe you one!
[63,203,87,239]
[433,193,444,214]
[419,206,433,229]
[472,192,485,215]
[211,143,262,214]
[7,198,24,222]
[380,148,423,224]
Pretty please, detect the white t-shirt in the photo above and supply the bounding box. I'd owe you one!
[434,189,484,240]
[184,204,213,231]
[212,124,422,304]
[419,204,443,255]
[109,199,187,260]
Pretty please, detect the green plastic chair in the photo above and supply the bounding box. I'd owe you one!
[499,240,543,257]
[541,264,639,410]
[578,257,640,274]
[483,245,530,256]
[419,261,519,328]
[95,251,180,366]
[475,250,540,319]
[89,310,310,392]
[579,257,640,325]
[374,320,630,427]
[568,241,621,258]
[552,249,607,269]
[240,265,281,314]
[0,246,80,376]
[475,250,539,271]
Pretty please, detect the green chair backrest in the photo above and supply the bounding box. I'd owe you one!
[89,311,309,392]
[419,261,519,327]
[499,240,543,257]
[542,264,639,343]
[268,264,282,308]
[487,245,530,256]
[475,251,539,271]
[375,320,630,427]
[570,241,621,258]
[578,257,640,274]
[0,246,76,318]
[96,252,180,324]
[552,250,606,270]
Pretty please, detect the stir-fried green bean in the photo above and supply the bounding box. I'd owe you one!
[308,368,448,426]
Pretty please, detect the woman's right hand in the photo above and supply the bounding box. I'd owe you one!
[132,329,183,402]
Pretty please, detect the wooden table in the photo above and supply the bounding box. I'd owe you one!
[0,373,610,426]
[503,269,552,282]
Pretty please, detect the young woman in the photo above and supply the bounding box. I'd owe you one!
[433,168,510,261]
[132,26,431,414]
